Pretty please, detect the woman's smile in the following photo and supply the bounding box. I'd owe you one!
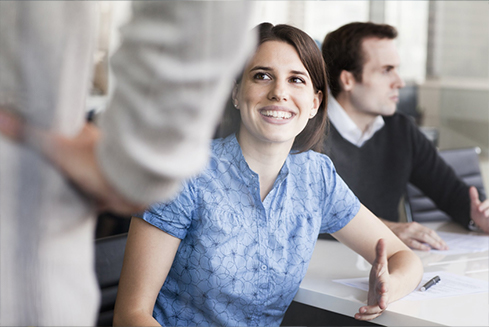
[259,106,295,123]
[234,40,321,147]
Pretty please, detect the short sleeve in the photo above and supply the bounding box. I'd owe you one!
[319,157,361,234]
[141,182,196,239]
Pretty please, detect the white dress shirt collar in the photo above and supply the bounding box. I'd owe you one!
[327,95,385,147]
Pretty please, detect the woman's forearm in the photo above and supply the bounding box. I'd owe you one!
[113,308,161,327]
[387,249,423,302]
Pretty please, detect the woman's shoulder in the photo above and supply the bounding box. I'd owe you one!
[210,135,238,158]
[195,135,241,181]
[155,139,231,207]
[290,149,334,165]
[289,150,336,174]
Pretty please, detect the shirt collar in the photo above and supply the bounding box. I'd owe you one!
[327,95,384,147]
[222,133,289,186]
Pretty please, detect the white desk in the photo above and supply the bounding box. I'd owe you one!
[295,222,489,326]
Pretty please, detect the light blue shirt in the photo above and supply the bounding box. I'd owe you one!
[142,134,360,326]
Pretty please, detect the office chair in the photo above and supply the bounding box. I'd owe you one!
[404,147,486,223]
[95,233,128,326]
[95,211,131,239]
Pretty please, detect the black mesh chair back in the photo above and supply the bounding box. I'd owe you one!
[95,233,127,326]
[405,147,486,222]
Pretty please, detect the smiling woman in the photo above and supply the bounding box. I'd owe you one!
[233,40,322,156]
[220,22,328,154]
[113,23,423,327]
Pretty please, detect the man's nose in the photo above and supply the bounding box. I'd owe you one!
[394,71,405,89]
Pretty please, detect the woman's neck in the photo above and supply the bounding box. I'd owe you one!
[237,132,292,201]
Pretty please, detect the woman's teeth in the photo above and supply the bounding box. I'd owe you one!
[261,110,292,119]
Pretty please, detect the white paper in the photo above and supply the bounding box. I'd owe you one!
[333,271,489,301]
[430,232,489,255]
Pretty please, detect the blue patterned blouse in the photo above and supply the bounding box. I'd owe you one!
[142,134,360,326]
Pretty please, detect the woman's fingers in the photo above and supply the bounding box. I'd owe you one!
[355,304,384,321]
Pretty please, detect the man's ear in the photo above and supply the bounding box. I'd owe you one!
[339,70,356,92]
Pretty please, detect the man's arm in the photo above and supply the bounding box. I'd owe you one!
[380,218,448,251]
[382,120,489,250]
[408,121,472,227]
[469,186,489,232]
[97,1,256,205]
[0,2,255,214]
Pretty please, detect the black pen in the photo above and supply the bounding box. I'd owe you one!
[420,275,441,292]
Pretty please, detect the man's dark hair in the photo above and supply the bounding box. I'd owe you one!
[322,22,397,98]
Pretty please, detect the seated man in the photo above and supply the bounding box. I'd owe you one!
[321,22,489,250]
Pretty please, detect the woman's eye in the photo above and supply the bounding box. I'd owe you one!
[253,72,271,80]
[290,77,305,84]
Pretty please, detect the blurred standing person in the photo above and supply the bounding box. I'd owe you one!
[0,1,254,325]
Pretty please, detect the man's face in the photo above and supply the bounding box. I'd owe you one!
[349,37,405,118]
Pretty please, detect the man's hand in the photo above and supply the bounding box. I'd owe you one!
[355,238,389,321]
[0,109,146,215]
[469,186,489,233]
[382,219,448,251]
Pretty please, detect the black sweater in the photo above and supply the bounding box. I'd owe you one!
[322,113,471,228]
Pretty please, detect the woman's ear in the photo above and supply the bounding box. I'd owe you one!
[339,70,355,92]
[310,90,322,119]
[232,83,240,109]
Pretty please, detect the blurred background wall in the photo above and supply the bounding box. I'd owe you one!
[250,0,489,188]
[92,0,489,187]
[250,1,489,156]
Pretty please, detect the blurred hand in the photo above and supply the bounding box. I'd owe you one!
[0,109,146,215]
[469,186,489,233]
[355,239,389,321]
[382,220,448,251]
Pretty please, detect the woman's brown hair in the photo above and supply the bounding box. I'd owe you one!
[218,22,328,153]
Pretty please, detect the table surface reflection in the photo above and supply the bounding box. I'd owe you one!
[295,222,489,326]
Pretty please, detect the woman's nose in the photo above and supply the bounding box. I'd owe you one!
[268,81,289,101]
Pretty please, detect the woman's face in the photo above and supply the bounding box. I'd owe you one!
[233,41,322,148]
